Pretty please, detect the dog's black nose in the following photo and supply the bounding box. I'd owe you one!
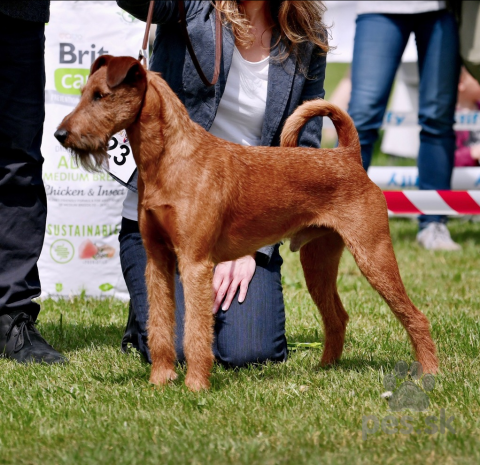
[54,128,69,144]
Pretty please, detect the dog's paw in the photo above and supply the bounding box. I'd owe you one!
[185,374,210,392]
[149,367,178,386]
[383,360,435,412]
[417,352,439,375]
[320,342,343,367]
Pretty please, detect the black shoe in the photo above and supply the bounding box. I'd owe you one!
[0,312,67,364]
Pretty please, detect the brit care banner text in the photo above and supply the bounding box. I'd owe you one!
[38,1,144,299]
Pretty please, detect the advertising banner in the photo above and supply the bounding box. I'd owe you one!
[369,167,480,190]
[38,1,145,299]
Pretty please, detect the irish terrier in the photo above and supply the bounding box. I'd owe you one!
[55,56,438,391]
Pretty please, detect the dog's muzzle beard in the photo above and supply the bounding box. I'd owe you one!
[70,146,109,173]
[54,125,110,173]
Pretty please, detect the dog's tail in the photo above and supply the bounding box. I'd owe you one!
[280,99,361,158]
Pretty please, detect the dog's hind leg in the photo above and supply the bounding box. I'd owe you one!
[177,258,215,391]
[337,195,438,373]
[300,232,349,367]
[142,232,178,385]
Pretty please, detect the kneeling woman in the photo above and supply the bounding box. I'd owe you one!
[116,0,329,366]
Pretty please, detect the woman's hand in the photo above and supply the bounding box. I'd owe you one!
[212,254,256,314]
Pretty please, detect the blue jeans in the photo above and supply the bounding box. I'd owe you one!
[348,10,460,229]
[0,14,46,319]
[119,218,288,367]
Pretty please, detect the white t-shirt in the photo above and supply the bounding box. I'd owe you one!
[356,1,446,15]
[209,46,269,145]
[122,46,270,221]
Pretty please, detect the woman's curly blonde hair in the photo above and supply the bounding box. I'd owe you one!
[215,1,330,67]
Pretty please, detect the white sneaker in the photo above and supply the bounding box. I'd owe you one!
[416,222,461,251]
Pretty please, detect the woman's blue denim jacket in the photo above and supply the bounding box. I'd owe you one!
[117,0,327,260]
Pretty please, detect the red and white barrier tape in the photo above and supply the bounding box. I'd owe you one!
[384,190,480,215]
[322,115,480,214]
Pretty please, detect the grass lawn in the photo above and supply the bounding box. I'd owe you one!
[1,219,479,464]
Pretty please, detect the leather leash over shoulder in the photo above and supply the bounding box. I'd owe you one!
[138,1,222,85]
[138,0,155,68]
[178,0,222,87]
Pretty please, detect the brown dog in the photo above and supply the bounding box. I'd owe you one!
[55,55,438,391]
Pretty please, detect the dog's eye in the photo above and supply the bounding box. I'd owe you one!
[93,92,104,101]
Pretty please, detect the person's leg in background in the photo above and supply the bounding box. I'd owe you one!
[0,13,66,363]
[214,247,287,367]
[348,14,412,169]
[414,10,462,250]
[119,218,152,362]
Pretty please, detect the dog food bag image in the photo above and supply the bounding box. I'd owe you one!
[79,240,116,260]
[78,240,99,260]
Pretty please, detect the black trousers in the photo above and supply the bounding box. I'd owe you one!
[0,13,46,319]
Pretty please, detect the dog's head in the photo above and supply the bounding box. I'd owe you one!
[54,55,147,172]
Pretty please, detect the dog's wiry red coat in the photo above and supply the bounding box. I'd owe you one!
[56,56,438,391]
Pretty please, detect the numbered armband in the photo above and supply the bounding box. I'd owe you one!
[104,131,137,185]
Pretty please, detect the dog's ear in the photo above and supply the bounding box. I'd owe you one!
[90,55,114,76]
[106,57,146,88]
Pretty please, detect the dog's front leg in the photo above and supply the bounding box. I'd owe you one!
[142,235,178,386]
[178,258,215,391]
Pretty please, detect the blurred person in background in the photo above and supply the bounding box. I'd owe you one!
[0,1,66,363]
[348,1,461,251]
